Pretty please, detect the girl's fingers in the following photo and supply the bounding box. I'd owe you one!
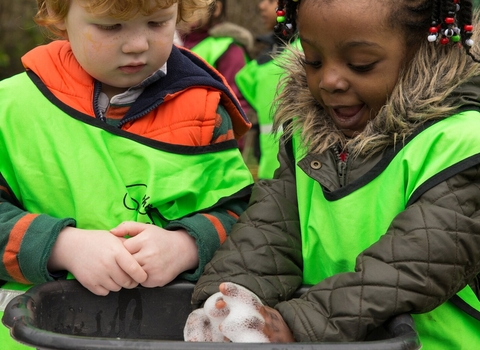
[184,308,214,342]
[220,282,263,309]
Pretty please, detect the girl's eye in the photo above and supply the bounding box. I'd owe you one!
[349,62,376,73]
[301,57,322,69]
[96,24,120,30]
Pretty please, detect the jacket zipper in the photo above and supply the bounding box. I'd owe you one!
[93,81,163,127]
[334,145,349,187]
[93,81,105,121]
[338,160,347,187]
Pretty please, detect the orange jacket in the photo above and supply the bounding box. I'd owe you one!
[21,40,251,146]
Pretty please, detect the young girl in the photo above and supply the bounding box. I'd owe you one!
[0,0,253,348]
[186,0,480,348]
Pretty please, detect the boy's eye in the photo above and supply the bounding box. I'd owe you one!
[149,21,167,27]
[96,24,121,30]
[349,62,376,73]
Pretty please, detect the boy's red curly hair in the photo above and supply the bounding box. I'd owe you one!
[35,0,214,38]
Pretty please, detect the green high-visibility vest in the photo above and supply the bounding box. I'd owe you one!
[236,58,282,179]
[190,36,246,68]
[0,71,253,348]
[293,112,480,349]
[0,72,252,229]
[236,39,300,179]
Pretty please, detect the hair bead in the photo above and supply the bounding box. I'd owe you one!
[427,0,466,48]
[277,0,477,60]
[274,0,299,40]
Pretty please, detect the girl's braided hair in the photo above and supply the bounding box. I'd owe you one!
[274,0,480,63]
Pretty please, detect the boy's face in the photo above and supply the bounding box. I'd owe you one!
[57,0,178,98]
[258,0,277,31]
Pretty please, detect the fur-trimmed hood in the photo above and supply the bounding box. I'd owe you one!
[274,22,480,157]
[208,21,254,53]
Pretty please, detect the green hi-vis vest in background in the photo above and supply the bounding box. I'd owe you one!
[236,57,282,179]
[236,39,301,179]
[190,36,247,68]
[293,112,480,349]
[0,71,253,349]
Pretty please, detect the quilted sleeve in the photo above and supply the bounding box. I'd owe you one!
[191,142,303,308]
[275,164,480,342]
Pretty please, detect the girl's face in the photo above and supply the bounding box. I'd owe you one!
[57,0,178,98]
[258,0,278,31]
[298,0,411,137]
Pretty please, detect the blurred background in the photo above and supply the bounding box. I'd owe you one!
[0,0,265,80]
[2,0,480,80]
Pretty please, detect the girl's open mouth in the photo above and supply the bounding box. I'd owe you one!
[333,105,364,119]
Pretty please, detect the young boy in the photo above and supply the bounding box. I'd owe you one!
[0,0,253,348]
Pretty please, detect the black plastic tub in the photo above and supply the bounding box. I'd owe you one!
[3,280,421,350]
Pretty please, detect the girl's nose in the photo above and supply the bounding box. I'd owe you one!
[318,67,349,93]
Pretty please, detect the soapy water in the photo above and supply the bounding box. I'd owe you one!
[183,282,270,343]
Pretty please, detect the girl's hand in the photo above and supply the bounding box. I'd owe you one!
[110,221,199,287]
[216,282,294,343]
[184,282,295,343]
[258,304,295,343]
[48,227,147,295]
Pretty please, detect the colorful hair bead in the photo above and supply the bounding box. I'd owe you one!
[275,0,297,39]
[427,0,465,47]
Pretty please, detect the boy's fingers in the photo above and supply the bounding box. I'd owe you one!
[110,221,147,237]
[115,254,147,283]
[122,235,142,254]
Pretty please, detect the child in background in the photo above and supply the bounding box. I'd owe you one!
[0,0,253,348]
[186,0,480,348]
[180,0,253,150]
[235,0,293,179]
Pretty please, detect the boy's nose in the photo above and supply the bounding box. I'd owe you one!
[122,33,149,54]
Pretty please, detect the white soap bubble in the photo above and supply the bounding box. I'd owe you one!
[184,308,214,342]
[184,283,270,343]
[217,283,269,343]
[203,292,230,342]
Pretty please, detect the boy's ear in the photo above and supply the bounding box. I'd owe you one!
[46,3,67,31]
[55,20,67,31]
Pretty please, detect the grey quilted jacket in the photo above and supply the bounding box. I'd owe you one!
[191,38,480,342]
